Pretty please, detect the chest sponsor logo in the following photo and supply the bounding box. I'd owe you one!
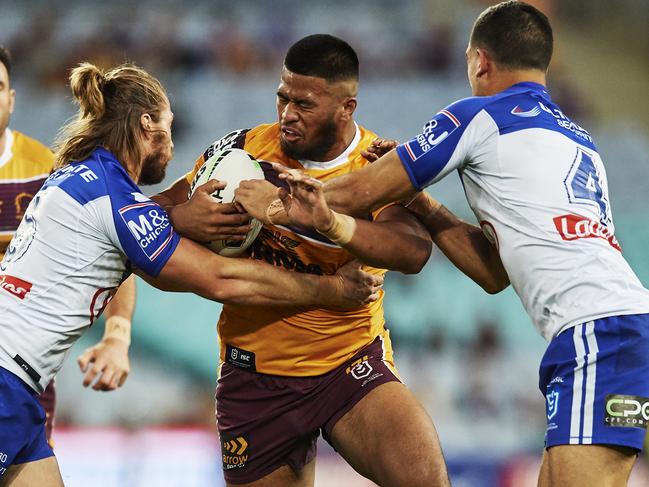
[251,230,322,275]
[221,434,249,470]
[0,178,45,230]
[605,394,649,429]
[553,214,621,251]
[404,109,461,161]
[119,202,172,261]
[0,274,32,299]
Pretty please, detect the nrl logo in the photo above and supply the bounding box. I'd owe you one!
[546,390,560,420]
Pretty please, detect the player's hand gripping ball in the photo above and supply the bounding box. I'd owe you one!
[189,148,265,256]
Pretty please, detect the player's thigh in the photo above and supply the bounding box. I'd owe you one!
[2,456,64,487]
[538,444,636,487]
[225,459,315,487]
[330,381,450,487]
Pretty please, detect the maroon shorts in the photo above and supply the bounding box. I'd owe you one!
[37,380,56,445]
[215,336,400,484]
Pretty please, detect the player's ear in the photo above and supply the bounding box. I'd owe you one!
[475,48,490,78]
[341,97,357,120]
[140,113,153,133]
[8,88,15,115]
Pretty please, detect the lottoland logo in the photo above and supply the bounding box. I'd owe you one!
[604,394,649,429]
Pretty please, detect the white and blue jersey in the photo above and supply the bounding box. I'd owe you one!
[0,147,180,394]
[397,82,649,341]
[397,82,649,450]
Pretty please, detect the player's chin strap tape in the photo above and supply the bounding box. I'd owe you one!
[316,211,357,247]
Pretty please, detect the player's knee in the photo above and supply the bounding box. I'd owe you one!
[390,460,450,487]
[376,446,449,487]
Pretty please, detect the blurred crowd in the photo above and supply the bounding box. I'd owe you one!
[1,0,470,88]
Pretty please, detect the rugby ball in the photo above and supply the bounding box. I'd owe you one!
[189,148,265,256]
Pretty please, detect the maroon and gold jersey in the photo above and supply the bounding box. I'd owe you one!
[186,123,397,376]
[0,129,53,257]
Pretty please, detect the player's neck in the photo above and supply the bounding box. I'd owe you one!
[488,70,547,96]
[122,155,140,183]
[316,120,357,162]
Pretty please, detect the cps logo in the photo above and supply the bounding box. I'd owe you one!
[605,394,649,429]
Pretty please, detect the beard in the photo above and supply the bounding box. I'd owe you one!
[280,118,338,161]
[139,132,172,185]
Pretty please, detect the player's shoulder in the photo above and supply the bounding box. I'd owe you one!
[247,123,278,139]
[357,124,379,147]
[199,123,278,163]
[11,130,54,169]
[43,147,134,206]
[243,123,280,150]
[202,128,251,161]
[343,124,379,170]
[439,95,498,126]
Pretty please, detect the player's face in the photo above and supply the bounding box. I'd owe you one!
[0,62,15,137]
[276,67,353,161]
[139,104,174,185]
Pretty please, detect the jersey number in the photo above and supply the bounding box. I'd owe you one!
[563,148,611,225]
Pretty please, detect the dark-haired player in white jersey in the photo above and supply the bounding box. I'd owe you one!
[241,2,649,486]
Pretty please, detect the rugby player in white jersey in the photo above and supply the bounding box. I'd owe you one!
[237,1,649,485]
[0,62,381,486]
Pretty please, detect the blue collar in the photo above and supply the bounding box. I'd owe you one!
[503,81,550,98]
[92,146,119,162]
[90,146,136,183]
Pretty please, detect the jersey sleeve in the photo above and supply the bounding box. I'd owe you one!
[395,97,486,190]
[108,189,180,278]
[184,129,250,184]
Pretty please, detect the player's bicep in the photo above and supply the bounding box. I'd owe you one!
[363,149,418,205]
[374,203,432,243]
[374,204,433,267]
